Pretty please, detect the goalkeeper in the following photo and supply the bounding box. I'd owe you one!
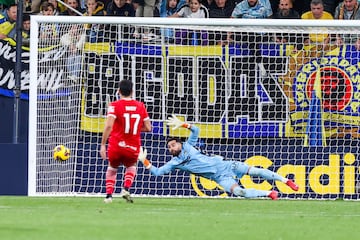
[139,115,299,200]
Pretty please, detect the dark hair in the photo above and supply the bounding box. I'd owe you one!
[310,0,323,6]
[166,137,182,145]
[119,79,133,97]
[7,3,17,9]
[40,1,55,11]
[23,13,31,22]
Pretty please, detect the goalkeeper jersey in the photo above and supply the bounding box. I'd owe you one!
[150,125,224,179]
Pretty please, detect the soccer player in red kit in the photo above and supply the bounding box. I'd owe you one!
[100,79,152,203]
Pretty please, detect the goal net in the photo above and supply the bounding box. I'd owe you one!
[29,16,360,199]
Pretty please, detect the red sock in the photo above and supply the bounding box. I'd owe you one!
[124,166,136,190]
[105,166,117,195]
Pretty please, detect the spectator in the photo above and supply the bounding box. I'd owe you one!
[84,0,106,42]
[97,0,113,9]
[272,0,301,48]
[84,0,106,15]
[132,0,162,39]
[48,0,63,14]
[208,0,235,45]
[106,0,136,40]
[22,14,31,47]
[0,4,17,40]
[169,0,209,18]
[106,0,135,16]
[8,13,30,47]
[159,0,186,42]
[61,0,85,16]
[334,0,360,20]
[273,0,299,19]
[231,0,273,19]
[169,0,209,45]
[301,0,332,20]
[60,24,86,81]
[275,0,338,16]
[134,0,156,19]
[160,0,186,17]
[39,1,60,45]
[334,0,360,50]
[32,0,43,13]
[229,0,272,44]
[84,0,106,16]
[39,1,56,15]
[209,0,235,18]
[301,0,333,45]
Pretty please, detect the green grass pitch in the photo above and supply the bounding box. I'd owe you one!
[0,196,359,240]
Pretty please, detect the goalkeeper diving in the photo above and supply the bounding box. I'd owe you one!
[139,115,299,200]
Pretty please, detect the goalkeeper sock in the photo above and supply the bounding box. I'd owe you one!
[105,166,117,195]
[124,166,136,190]
[233,186,271,198]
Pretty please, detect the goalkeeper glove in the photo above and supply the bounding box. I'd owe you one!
[138,147,152,169]
[166,114,191,130]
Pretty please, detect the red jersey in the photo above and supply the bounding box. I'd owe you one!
[107,98,149,151]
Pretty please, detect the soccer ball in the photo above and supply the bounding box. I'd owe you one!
[53,145,70,161]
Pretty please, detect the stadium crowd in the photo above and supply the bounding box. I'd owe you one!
[0,0,359,46]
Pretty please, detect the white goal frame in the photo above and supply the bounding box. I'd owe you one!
[29,16,360,199]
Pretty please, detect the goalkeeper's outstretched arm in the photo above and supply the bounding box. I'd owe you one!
[166,114,199,146]
[138,147,174,176]
[138,147,152,169]
[139,115,198,175]
[166,114,191,130]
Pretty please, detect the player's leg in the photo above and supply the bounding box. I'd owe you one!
[231,161,299,191]
[123,165,136,191]
[216,176,278,200]
[104,148,122,203]
[120,149,140,203]
[247,166,299,191]
[104,165,118,203]
[232,184,278,200]
[120,164,136,203]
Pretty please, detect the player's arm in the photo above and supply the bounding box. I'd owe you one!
[141,117,152,132]
[138,147,175,176]
[100,116,115,160]
[166,114,199,146]
[140,104,152,132]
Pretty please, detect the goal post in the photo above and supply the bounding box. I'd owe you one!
[29,16,360,199]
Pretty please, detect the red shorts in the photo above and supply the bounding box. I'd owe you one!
[107,145,139,168]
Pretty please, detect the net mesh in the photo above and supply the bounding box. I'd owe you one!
[30,18,360,199]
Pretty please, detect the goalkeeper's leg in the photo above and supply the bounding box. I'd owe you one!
[232,162,298,191]
[217,177,278,200]
[248,167,299,191]
[232,185,278,200]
